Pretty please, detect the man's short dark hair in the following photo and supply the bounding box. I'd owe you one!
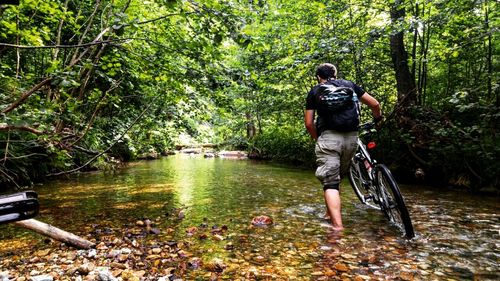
[316,63,337,80]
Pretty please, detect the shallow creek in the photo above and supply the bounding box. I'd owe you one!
[0,155,498,280]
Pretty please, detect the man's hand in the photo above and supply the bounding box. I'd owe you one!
[374,115,383,130]
[304,109,318,140]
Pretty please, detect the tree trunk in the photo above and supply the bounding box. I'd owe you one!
[53,0,70,63]
[14,219,95,249]
[420,12,431,106]
[348,3,364,86]
[411,2,419,83]
[484,0,494,105]
[389,0,417,107]
[246,112,256,139]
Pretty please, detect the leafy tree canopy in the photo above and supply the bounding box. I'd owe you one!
[0,0,498,190]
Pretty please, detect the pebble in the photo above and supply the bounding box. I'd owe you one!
[188,257,202,269]
[87,249,98,259]
[111,238,122,245]
[252,255,267,264]
[77,263,95,275]
[120,248,132,254]
[34,249,51,257]
[151,248,162,254]
[334,263,349,272]
[341,254,357,259]
[435,271,445,276]
[96,242,108,250]
[120,270,140,281]
[116,254,129,262]
[29,270,41,276]
[106,249,121,258]
[418,264,430,270]
[30,276,53,281]
[400,271,414,281]
[95,267,117,281]
[420,270,430,276]
[110,262,127,270]
[212,234,224,241]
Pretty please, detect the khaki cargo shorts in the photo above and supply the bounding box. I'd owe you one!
[315,130,359,188]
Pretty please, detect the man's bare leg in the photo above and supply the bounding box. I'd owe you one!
[324,189,343,231]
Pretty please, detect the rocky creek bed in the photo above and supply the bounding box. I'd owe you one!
[0,215,420,281]
[0,214,480,281]
[1,156,498,280]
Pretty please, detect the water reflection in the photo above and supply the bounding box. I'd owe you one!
[0,155,498,280]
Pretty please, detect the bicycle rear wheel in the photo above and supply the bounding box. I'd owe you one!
[348,157,380,210]
[374,164,415,238]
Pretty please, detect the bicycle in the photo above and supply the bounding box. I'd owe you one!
[348,122,415,238]
[0,190,39,224]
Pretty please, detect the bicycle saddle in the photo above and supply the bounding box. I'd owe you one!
[0,190,39,224]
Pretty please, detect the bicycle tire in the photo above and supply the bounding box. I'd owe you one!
[374,164,415,238]
[348,158,380,210]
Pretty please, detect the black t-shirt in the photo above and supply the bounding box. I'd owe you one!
[305,79,366,133]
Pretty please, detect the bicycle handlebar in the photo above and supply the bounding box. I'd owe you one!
[359,121,376,132]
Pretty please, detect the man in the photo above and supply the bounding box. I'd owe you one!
[304,63,382,231]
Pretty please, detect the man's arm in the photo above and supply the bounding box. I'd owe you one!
[304,109,318,140]
[359,93,382,121]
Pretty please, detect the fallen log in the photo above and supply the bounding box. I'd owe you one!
[14,219,95,249]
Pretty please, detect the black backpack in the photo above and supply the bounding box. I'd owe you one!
[315,82,360,132]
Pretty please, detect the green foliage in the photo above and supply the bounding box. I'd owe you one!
[376,97,499,190]
[0,0,497,191]
[250,123,315,166]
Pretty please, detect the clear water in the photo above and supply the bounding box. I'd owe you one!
[0,155,498,280]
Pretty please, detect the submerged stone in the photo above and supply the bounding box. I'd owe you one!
[251,215,273,226]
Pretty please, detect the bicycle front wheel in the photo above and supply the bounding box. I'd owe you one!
[374,164,415,238]
[348,157,380,210]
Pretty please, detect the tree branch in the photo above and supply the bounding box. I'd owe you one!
[0,124,44,135]
[0,40,114,49]
[71,79,122,146]
[136,12,195,25]
[3,153,48,160]
[405,143,429,167]
[1,77,52,114]
[73,145,99,155]
[46,103,152,177]
[0,167,20,188]
[0,8,197,51]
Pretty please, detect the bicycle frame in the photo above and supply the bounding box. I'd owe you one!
[356,139,375,173]
[348,122,415,238]
[352,128,377,187]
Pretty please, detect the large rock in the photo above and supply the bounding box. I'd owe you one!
[218,150,248,159]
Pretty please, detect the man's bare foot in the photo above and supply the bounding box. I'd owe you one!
[327,230,344,242]
[319,223,344,231]
[331,225,344,231]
